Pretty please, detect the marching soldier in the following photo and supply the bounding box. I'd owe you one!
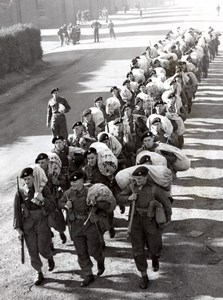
[82,108,104,138]
[46,88,71,140]
[58,171,105,287]
[120,166,172,289]
[51,136,70,191]
[35,153,67,244]
[68,121,96,150]
[13,167,56,285]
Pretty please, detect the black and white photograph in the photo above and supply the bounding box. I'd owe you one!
[0,0,222,299]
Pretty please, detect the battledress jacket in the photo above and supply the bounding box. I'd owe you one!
[13,185,56,230]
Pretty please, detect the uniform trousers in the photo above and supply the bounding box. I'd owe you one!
[23,210,53,272]
[94,29,99,42]
[51,113,68,139]
[71,219,104,276]
[130,213,162,272]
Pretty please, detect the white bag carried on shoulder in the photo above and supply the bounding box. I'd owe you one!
[115,164,172,190]
[91,142,118,176]
[155,143,190,171]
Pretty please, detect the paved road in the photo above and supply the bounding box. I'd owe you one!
[1,4,223,300]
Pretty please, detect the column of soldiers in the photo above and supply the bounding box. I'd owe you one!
[14,26,220,289]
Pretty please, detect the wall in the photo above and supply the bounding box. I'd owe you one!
[0,0,117,29]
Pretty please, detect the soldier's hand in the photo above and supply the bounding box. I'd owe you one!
[65,200,72,209]
[46,123,50,128]
[35,192,44,201]
[16,229,23,241]
[128,193,137,201]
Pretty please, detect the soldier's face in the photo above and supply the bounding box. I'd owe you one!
[84,114,92,122]
[152,122,161,132]
[140,86,146,93]
[115,124,123,133]
[155,104,164,114]
[102,139,110,147]
[23,175,34,188]
[37,159,48,171]
[124,107,132,117]
[112,90,118,97]
[170,83,177,92]
[143,136,154,148]
[70,178,84,191]
[95,100,103,108]
[128,74,134,81]
[55,140,64,150]
[133,175,148,186]
[73,125,83,135]
[87,153,97,166]
[52,91,59,99]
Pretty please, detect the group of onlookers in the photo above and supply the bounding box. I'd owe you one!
[57,23,81,46]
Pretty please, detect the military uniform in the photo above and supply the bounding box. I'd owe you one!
[35,153,66,241]
[130,183,171,272]
[52,137,70,191]
[58,171,104,286]
[46,89,71,139]
[122,166,171,289]
[84,148,118,237]
[91,21,102,42]
[84,164,110,186]
[13,170,55,275]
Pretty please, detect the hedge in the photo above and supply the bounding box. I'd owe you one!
[0,23,42,78]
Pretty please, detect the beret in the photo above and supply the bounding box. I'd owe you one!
[84,147,97,157]
[123,79,130,86]
[110,86,119,93]
[98,133,109,142]
[138,83,146,89]
[139,155,152,165]
[154,100,164,107]
[20,167,33,178]
[132,166,148,177]
[69,170,85,182]
[135,97,143,105]
[113,118,123,125]
[151,117,161,124]
[126,71,133,77]
[122,104,132,112]
[52,135,64,144]
[170,79,177,85]
[35,153,48,163]
[72,121,83,129]
[94,96,103,102]
[51,88,59,94]
[153,59,160,64]
[82,108,91,116]
[141,131,153,141]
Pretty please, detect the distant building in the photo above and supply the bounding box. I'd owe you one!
[0,0,116,29]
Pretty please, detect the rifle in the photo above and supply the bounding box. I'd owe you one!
[126,181,137,240]
[65,193,73,241]
[16,177,25,264]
